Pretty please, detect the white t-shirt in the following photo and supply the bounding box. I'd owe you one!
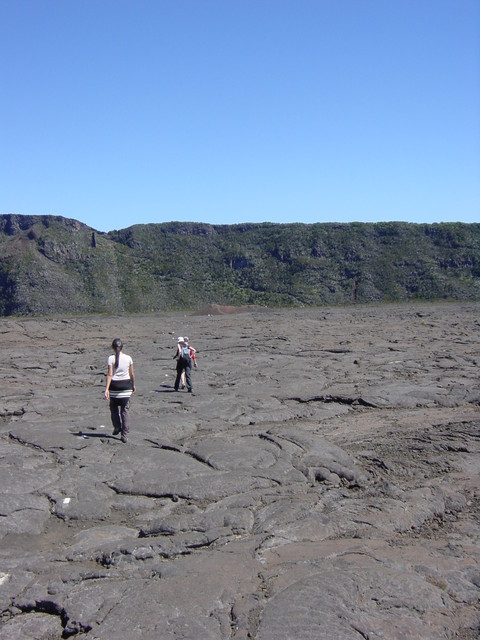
[108,352,133,380]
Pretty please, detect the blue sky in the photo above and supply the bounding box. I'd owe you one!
[1,0,479,232]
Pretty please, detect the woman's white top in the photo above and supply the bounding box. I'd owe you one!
[108,352,133,398]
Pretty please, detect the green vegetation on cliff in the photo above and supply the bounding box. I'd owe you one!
[0,214,479,315]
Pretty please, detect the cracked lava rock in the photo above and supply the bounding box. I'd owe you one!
[0,302,479,639]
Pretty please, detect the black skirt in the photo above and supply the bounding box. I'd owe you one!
[109,379,133,392]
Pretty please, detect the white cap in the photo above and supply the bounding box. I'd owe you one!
[177,336,184,343]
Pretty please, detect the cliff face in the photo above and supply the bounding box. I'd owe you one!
[0,215,124,315]
[0,214,479,315]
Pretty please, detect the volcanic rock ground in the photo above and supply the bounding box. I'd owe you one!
[0,302,479,640]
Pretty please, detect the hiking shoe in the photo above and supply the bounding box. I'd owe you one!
[121,436,127,443]
[112,428,121,436]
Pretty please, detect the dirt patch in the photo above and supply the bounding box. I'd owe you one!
[193,303,267,315]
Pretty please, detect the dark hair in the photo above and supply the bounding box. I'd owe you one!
[111,338,123,370]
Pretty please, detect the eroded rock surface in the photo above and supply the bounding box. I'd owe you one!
[0,302,479,639]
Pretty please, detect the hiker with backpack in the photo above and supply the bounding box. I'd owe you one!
[175,336,198,388]
[183,336,198,369]
[173,337,193,393]
[174,336,186,388]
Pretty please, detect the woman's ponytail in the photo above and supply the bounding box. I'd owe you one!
[111,338,123,370]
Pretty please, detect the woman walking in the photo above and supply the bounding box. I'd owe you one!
[105,338,135,443]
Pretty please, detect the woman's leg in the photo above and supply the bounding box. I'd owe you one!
[119,398,130,442]
[109,399,122,435]
[185,364,193,392]
[174,362,183,391]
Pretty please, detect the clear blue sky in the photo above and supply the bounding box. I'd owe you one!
[1,0,479,232]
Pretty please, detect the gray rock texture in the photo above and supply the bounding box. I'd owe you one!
[0,302,479,639]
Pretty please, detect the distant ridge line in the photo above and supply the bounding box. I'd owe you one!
[0,214,479,316]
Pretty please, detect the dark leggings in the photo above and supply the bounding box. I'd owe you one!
[109,397,130,437]
[175,360,192,391]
